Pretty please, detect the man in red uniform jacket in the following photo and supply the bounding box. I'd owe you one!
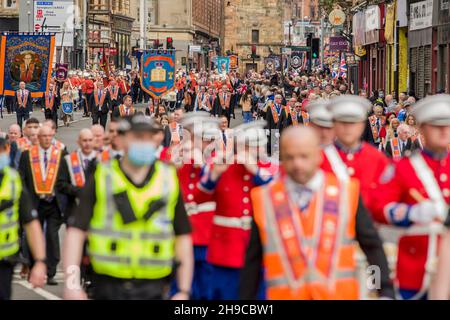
[370,94,450,299]
[170,112,220,300]
[321,95,391,212]
[196,120,274,299]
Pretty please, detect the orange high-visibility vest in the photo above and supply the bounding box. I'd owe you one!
[251,172,360,300]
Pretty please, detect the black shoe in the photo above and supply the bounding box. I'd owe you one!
[47,277,58,286]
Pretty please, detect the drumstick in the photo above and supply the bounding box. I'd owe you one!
[409,188,426,203]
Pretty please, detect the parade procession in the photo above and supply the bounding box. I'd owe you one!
[1,0,450,309]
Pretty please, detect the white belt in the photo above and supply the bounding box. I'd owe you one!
[185,202,216,216]
[213,215,253,230]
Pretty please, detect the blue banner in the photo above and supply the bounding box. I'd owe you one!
[0,33,55,97]
[217,56,230,73]
[140,50,175,99]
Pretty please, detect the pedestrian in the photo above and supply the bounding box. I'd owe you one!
[0,136,47,300]
[91,81,110,129]
[240,88,253,123]
[15,82,31,129]
[112,95,135,118]
[18,125,65,286]
[241,126,394,299]
[384,123,420,160]
[63,115,193,300]
[370,94,450,300]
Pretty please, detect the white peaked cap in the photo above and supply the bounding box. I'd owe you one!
[327,95,372,123]
[412,94,450,126]
[233,120,268,147]
[308,100,333,128]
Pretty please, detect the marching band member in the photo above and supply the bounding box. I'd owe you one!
[196,120,273,299]
[371,94,450,300]
[169,112,221,300]
[321,95,391,212]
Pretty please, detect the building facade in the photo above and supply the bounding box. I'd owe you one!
[0,0,18,32]
[224,0,285,73]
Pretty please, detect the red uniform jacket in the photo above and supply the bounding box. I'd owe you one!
[196,163,272,268]
[370,151,450,291]
[177,163,216,246]
[321,142,391,213]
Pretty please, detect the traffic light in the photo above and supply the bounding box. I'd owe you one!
[251,44,257,58]
[306,33,312,59]
[312,38,320,59]
[166,37,173,49]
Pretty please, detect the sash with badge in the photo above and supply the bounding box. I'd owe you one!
[271,104,280,124]
[390,138,401,160]
[290,110,298,125]
[369,115,385,141]
[65,151,86,187]
[119,104,135,117]
[170,122,181,144]
[17,89,29,108]
[29,146,61,195]
[266,176,345,284]
[301,111,309,126]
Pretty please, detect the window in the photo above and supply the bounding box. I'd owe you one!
[251,30,259,43]
[5,0,16,8]
[148,0,158,25]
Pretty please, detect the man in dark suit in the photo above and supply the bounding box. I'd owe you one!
[15,81,32,129]
[18,125,66,285]
[385,123,421,159]
[90,82,110,129]
[265,94,283,156]
[363,104,385,148]
[56,128,96,222]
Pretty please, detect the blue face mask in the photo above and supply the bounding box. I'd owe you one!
[128,142,157,166]
[0,153,9,170]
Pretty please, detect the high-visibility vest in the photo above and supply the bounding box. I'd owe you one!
[251,172,360,300]
[0,167,22,259]
[87,159,179,279]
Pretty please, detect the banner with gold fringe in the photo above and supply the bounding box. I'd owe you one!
[0,33,55,98]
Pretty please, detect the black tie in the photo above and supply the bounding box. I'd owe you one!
[222,131,227,145]
[44,151,48,170]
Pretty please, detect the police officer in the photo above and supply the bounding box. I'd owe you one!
[63,114,193,300]
[0,136,47,300]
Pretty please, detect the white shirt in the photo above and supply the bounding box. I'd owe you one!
[285,170,324,211]
[79,150,97,169]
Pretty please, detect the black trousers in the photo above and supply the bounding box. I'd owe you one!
[6,96,14,113]
[16,107,30,129]
[0,261,14,300]
[92,111,108,129]
[85,93,94,114]
[38,199,62,278]
[90,274,167,300]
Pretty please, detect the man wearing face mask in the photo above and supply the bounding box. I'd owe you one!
[63,114,193,300]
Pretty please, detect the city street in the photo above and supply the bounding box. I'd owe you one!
[7,106,245,300]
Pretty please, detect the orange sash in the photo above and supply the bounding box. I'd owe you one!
[268,176,341,280]
[301,111,309,126]
[29,146,61,195]
[219,93,229,109]
[391,138,401,160]
[45,91,55,109]
[109,86,119,100]
[94,90,106,107]
[369,115,385,140]
[119,104,135,117]
[291,111,298,125]
[271,104,280,124]
[170,122,181,144]
[98,148,111,163]
[65,151,85,187]
[53,140,65,150]
[16,90,29,108]
[17,137,30,152]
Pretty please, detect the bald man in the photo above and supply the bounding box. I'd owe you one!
[57,128,97,222]
[18,125,65,285]
[42,119,67,153]
[240,126,394,300]
[91,124,105,152]
[8,124,23,168]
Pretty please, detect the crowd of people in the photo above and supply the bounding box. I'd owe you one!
[0,63,450,301]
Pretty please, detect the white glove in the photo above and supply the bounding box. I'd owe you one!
[409,201,446,224]
[275,132,280,139]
